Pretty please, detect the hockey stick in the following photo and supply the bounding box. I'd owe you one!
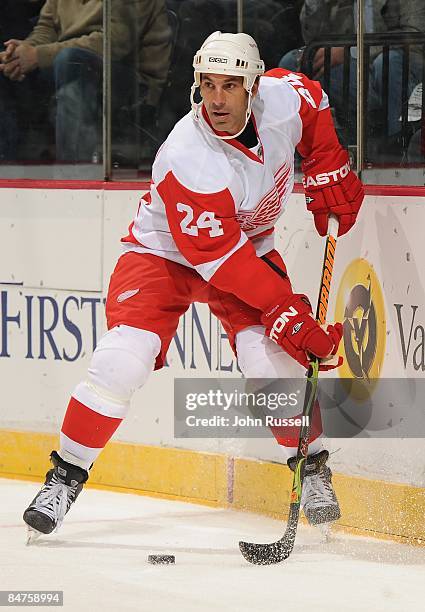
[239,215,339,565]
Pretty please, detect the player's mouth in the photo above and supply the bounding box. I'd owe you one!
[212,111,230,119]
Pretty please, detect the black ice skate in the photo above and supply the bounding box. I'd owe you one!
[287,450,341,527]
[23,451,88,544]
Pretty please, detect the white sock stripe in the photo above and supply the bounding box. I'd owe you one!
[59,432,103,470]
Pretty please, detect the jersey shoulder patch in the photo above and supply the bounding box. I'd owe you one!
[257,72,301,120]
[262,69,324,111]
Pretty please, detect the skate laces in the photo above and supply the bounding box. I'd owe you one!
[32,472,77,530]
[302,468,337,510]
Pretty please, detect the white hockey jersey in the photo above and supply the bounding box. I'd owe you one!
[122,69,341,312]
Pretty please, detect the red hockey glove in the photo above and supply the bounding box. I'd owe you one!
[261,294,343,370]
[303,150,364,237]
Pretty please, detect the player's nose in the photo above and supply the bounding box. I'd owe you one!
[211,87,226,107]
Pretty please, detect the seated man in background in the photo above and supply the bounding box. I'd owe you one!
[0,0,48,161]
[0,0,103,163]
[0,0,171,164]
[279,0,425,152]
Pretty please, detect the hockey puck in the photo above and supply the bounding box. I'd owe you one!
[148,555,175,565]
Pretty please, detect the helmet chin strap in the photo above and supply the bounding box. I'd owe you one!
[190,84,254,141]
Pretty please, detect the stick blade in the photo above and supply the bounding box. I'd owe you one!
[239,539,293,565]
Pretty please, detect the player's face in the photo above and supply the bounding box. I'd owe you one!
[200,74,257,135]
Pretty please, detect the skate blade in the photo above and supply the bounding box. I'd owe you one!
[317,522,333,542]
[26,526,43,546]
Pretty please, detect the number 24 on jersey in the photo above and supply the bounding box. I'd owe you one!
[177,203,224,237]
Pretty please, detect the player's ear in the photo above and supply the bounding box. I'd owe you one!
[251,77,259,97]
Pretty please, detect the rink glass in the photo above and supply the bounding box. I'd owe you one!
[0,1,423,184]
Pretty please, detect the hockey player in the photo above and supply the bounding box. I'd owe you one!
[23,32,363,540]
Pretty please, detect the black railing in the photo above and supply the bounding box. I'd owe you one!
[300,32,425,163]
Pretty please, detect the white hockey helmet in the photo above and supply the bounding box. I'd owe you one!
[191,31,265,139]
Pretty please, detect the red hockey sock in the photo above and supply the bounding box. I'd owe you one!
[61,397,122,449]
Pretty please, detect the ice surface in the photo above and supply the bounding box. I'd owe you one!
[1,478,424,612]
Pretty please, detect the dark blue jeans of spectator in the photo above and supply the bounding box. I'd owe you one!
[279,48,423,138]
[0,47,102,162]
[0,67,52,161]
[0,77,19,160]
[54,47,102,162]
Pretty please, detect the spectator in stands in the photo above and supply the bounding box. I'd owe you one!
[0,0,171,164]
[0,0,103,162]
[279,0,425,148]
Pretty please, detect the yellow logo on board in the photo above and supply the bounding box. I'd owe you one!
[335,258,386,397]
